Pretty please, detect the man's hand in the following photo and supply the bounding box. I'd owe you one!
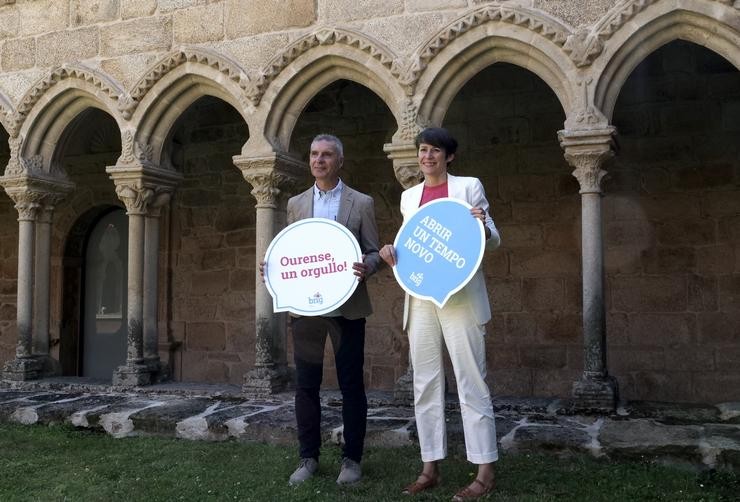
[352,255,368,282]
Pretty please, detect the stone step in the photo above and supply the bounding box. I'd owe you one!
[1,387,739,472]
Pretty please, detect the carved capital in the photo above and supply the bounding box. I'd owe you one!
[7,189,68,221]
[147,191,172,218]
[559,127,616,194]
[115,181,155,215]
[15,199,41,221]
[234,153,306,208]
[1,171,75,220]
[383,142,423,189]
[107,165,182,216]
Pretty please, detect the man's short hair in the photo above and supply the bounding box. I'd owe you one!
[311,134,344,158]
[415,127,458,156]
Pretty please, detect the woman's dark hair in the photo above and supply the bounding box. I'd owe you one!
[415,127,458,156]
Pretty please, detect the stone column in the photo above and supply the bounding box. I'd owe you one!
[1,171,73,381]
[107,165,180,387]
[559,127,619,411]
[383,141,423,405]
[3,195,41,380]
[32,195,69,376]
[233,152,304,397]
[143,191,172,381]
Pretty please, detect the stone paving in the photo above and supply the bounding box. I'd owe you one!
[1,379,739,472]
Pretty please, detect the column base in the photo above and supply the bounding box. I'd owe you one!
[393,365,414,406]
[571,374,619,412]
[112,363,152,387]
[35,354,62,378]
[143,357,169,383]
[242,366,288,397]
[2,357,42,381]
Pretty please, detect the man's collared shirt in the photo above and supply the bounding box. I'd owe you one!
[313,179,343,220]
[311,178,346,317]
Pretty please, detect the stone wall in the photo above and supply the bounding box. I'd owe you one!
[1,0,739,403]
[167,97,253,384]
[444,63,582,397]
[290,81,404,389]
[606,41,740,403]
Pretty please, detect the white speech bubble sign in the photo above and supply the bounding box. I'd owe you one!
[264,218,362,316]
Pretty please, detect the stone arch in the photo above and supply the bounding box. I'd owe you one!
[127,48,253,168]
[15,65,126,173]
[412,6,576,127]
[260,30,407,152]
[594,2,740,120]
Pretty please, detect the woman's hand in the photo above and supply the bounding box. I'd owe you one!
[470,207,491,239]
[470,207,486,223]
[379,244,397,267]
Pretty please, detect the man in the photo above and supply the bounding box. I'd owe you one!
[282,134,380,486]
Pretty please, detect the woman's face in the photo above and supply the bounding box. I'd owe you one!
[418,142,454,179]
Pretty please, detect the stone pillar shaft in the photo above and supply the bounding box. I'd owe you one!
[254,205,276,369]
[16,214,37,359]
[108,163,181,387]
[2,170,72,381]
[581,192,606,377]
[559,127,619,411]
[143,215,160,364]
[126,212,146,365]
[234,152,304,396]
[33,207,53,356]
[383,141,422,404]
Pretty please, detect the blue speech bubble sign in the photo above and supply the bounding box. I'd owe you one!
[392,198,485,308]
[264,218,362,316]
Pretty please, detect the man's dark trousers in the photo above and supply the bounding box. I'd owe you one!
[292,316,367,463]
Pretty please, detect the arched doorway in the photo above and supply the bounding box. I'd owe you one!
[60,206,128,379]
[82,208,128,378]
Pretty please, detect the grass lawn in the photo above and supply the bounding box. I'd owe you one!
[0,423,737,501]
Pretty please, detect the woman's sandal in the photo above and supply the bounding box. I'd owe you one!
[451,478,495,501]
[402,472,440,495]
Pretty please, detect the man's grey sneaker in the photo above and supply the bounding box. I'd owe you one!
[289,458,318,486]
[336,457,362,485]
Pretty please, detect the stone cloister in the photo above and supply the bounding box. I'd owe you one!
[1,0,739,409]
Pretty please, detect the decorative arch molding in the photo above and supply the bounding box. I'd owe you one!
[128,58,253,169]
[17,86,123,175]
[12,64,125,138]
[416,33,574,129]
[0,91,14,135]
[402,2,597,94]
[588,0,738,63]
[123,47,252,120]
[253,28,404,105]
[593,3,740,119]
[263,51,404,152]
[6,68,125,177]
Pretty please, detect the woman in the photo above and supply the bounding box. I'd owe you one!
[379,127,501,500]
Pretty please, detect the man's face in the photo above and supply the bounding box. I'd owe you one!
[309,139,343,184]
